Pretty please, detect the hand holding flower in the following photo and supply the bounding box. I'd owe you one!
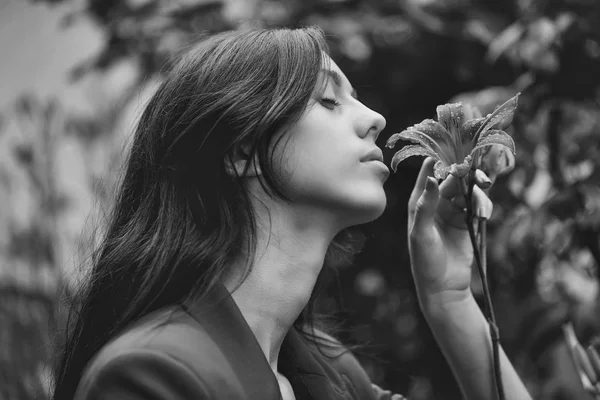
[390,95,519,301]
[387,95,521,400]
[405,158,493,303]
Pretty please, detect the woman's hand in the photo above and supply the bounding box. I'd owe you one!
[407,157,493,309]
[405,158,534,400]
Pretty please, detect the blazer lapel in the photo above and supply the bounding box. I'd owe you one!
[184,283,355,400]
[182,284,281,400]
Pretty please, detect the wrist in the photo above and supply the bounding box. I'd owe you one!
[417,288,475,321]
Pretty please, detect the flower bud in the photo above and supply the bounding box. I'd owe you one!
[475,144,515,184]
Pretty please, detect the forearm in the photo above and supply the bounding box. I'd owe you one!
[419,291,532,400]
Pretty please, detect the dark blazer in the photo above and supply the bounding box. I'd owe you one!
[74,284,406,400]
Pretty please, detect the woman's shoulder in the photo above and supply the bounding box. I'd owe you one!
[89,305,219,369]
[74,305,227,399]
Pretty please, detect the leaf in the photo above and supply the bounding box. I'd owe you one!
[486,22,525,63]
[390,145,438,172]
[474,93,520,141]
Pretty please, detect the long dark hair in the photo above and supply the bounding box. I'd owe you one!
[52,26,364,399]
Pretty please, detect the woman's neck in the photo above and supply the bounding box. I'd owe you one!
[224,196,340,374]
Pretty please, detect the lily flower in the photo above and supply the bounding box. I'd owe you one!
[386,94,519,180]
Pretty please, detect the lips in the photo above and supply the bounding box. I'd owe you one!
[361,148,384,163]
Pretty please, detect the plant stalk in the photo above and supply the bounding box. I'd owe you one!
[460,171,504,400]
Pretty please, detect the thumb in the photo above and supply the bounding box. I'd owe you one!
[411,177,439,235]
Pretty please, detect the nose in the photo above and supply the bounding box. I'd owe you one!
[359,104,386,141]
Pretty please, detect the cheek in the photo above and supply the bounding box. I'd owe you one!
[271,122,343,185]
[279,150,388,220]
[270,113,387,221]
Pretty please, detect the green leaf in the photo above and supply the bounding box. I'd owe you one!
[474,93,520,141]
[390,145,438,172]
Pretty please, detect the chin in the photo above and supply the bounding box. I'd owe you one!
[343,190,387,226]
[365,196,387,221]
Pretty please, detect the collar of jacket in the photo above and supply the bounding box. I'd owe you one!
[181,283,355,400]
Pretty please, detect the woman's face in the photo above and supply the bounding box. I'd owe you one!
[274,55,388,228]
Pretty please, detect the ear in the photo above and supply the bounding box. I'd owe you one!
[224,145,262,178]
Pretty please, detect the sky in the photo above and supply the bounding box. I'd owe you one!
[0,0,104,111]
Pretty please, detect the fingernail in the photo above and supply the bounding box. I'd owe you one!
[481,180,492,189]
[476,207,483,219]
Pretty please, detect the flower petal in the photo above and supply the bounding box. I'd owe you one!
[474,94,520,141]
[461,117,486,143]
[386,119,455,164]
[459,104,485,145]
[390,145,439,172]
[436,103,465,147]
[471,130,516,156]
[450,160,473,179]
[434,158,472,180]
[434,160,452,180]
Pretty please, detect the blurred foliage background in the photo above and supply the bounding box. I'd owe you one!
[2,0,600,399]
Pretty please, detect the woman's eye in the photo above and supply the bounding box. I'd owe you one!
[320,98,341,108]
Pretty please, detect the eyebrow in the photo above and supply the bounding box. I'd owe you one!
[321,69,358,99]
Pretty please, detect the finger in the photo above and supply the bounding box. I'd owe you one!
[409,157,436,209]
[451,196,467,210]
[474,169,493,191]
[450,186,493,216]
[439,169,493,200]
[440,197,469,230]
[412,177,440,235]
[408,158,436,233]
[439,173,462,200]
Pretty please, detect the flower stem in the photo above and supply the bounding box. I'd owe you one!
[460,171,504,400]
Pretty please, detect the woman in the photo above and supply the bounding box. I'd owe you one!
[52,27,532,400]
